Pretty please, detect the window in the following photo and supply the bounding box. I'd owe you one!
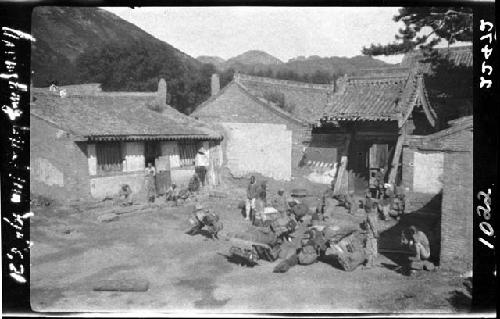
[178,141,199,167]
[96,142,123,174]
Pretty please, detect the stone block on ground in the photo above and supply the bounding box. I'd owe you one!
[93,278,149,292]
[97,213,119,223]
[410,260,435,271]
[209,190,227,198]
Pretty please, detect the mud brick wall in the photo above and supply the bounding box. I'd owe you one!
[194,83,310,177]
[221,122,292,181]
[30,115,91,202]
[440,151,473,271]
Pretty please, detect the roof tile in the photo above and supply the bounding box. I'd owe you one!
[31,88,221,140]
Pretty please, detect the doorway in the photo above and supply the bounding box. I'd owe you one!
[144,141,161,167]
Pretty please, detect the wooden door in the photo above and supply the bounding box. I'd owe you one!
[369,144,388,169]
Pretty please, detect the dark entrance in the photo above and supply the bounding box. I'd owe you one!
[144,141,171,195]
[348,139,393,194]
[144,141,161,167]
[348,140,371,194]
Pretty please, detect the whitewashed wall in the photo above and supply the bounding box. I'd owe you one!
[413,151,444,193]
[221,122,292,181]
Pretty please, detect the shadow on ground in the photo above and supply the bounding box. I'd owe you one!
[378,193,442,273]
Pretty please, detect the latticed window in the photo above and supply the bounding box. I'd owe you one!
[96,142,123,174]
[178,141,199,167]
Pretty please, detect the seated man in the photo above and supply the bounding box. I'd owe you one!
[117,184,133,206]
[176,186,191,204]
[188,173,201,193]
[402,226,431,261]
[165,183,179,205]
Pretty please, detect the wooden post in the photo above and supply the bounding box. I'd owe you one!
[388,130,405,185]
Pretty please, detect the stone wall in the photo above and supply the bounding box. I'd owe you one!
[440,151,473,271]
[30,115,90,202]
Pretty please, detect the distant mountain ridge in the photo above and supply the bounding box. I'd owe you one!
[197,50,395,81]
[224,50,284,68]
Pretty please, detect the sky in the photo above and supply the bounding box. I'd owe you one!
[103,7,408,64]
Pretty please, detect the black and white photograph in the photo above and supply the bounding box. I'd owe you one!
[0,3,496,316]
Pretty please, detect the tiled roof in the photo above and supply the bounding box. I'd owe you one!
[192,79,309,126]
[30,88,222,141]
[234,73,332,123]
[322,69,411,122]
[321,67,437,128]
[401,45,473,71]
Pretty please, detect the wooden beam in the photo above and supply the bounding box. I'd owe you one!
[388,129,406,185]
[334,133,352,195]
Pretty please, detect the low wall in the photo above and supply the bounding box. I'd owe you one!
[170,168,196,187]
[90,173,145,199]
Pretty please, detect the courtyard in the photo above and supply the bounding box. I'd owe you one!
[30,177,471,314]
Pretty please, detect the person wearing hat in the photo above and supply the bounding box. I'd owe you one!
[195,146,209,187]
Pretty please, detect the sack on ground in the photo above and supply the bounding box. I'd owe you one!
[298,245,318,265]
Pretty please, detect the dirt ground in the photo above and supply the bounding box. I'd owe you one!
[30,176,472,314]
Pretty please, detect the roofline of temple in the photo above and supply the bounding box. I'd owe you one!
[192,78,310,126]
[234,72,334,91]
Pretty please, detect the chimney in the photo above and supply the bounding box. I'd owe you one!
[211,73,220,96]
[157,78,167,107]
[334,74,348,94]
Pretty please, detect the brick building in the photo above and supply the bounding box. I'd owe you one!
[402,116,473,271]
[192,73,331,181]
[30,80,222,202]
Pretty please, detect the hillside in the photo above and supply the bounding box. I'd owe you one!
[30,6,214,113]
[197,55,226,68]
[31,6,203,86]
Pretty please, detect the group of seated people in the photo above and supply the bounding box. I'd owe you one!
[164,173,203,205]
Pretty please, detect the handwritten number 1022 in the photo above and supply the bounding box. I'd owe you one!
[477,189,494,249]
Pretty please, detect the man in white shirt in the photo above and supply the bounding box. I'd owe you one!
[195,146,209,186]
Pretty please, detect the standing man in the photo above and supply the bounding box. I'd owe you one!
[374,167,386,199]
[195,146,209,187]
[144,162,156,203]
[364,203,379,268]
[245,176,259,221]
